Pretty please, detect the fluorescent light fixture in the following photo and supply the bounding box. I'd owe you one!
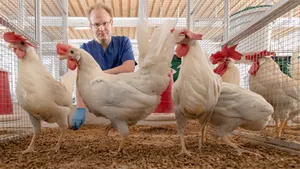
[74,27,90,30]
[0,26,7,30]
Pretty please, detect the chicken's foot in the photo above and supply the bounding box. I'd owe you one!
[222,135,262,157]
[277,119,286,138]
[22,133,37,154]
[51,128,66,152]
[22,113,40,154]
[176,133,194,156]
[110,136,128,155]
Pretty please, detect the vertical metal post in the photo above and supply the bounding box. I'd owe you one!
[35,0,42,56]
[62,0,68,44]
[18,0,25,30]
[187,0,194,30]
[61,0,68,75]
[176,5,180,27]
[138,0,148,20]
[265,0,274,51]
[223,0,229,43]
[267,23,273,51]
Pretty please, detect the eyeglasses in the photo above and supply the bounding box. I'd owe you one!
[91,20,112,29]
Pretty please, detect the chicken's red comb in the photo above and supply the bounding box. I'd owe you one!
[245,50,275,61]
[3,32,37,48]
[210,43,242,64]
[210,51,224,64]
[56,43,73,55]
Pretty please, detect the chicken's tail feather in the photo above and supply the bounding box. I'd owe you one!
[61,69,77,96]
[140,20,175,69]
[137,19,149,66]
[136,20,175,95]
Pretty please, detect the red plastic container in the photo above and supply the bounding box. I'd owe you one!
[153,70,174,113]
[0,70,13,115]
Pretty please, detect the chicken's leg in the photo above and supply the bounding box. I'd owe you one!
[52,127,66,152]
[275,118,281,137]
[22,133,38,154]
[104,123,113,136]
[176,132,194,156]
[51,110,69,152]
[199,124,208,150]
[174,107,193,156]
[278,119,287,138]
[282,119,288,134]
[222,135,262,157]
[110,121,129,155]
[22,113,41,154]
[199,112,213,149]
[117,136,127,153]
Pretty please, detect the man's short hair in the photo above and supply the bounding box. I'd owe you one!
[86,2,113,22]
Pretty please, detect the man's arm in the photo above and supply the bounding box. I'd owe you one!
[104,60,135,74]
[76,88,86,108]
[103,37,136,74]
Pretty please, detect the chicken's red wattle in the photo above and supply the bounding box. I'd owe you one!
[213,62,229,76]
[14,48,25,58]
[176,44,189,58]
[67,58,77,70]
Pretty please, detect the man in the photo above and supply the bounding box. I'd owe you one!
[72,3,136,130]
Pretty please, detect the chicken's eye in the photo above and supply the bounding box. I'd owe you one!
[21,42,25,45]
[70,51,74,54]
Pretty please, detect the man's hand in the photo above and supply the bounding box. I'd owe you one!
[72,108,86,130]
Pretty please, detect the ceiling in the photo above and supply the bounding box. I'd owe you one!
[0,0,299,45]
[66,0,283,41]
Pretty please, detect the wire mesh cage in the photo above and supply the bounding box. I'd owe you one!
[191,0,300,143]
[238,3,300,136]
[0,0,37,142]
[191,0,224,55]
[0,0,68,142]
[41,0,68,80]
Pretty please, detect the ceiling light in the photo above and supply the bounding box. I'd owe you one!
[74,27,90,30]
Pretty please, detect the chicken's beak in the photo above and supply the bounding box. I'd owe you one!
[8,44,17,49]
[181,29,202,40]
[58,54,69,60]
[171,29,186,44]
[174,29,203,44]
[178,34,186,42]
[177,35,189,44]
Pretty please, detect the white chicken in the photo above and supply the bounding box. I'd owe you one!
[171,29,222,156]
[56,21,184,153]
[3,32,76,153]
[102,19,151,136]
[246,50,300,137]
[209,82,273,155]
[210,44,242,85]
[289,46,300,125]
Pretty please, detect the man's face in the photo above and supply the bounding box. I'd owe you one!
[89,8,113,42]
